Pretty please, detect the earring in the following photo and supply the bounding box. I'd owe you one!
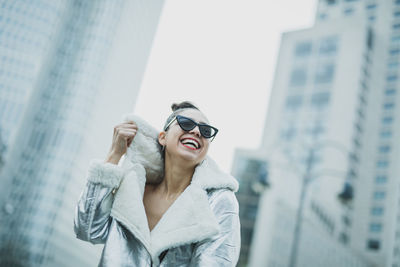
[161,145,165,152]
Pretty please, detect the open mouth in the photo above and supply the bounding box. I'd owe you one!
[180,137,201,150]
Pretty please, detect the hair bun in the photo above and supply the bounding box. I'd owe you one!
[171,101,199,112]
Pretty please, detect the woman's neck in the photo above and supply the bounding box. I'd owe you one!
[158,155,195,199]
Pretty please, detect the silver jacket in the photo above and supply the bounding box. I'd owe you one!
[74,115,241,266]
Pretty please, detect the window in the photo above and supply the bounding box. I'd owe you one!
[369,223,383,232]
[394,23,400,30]
[285,95,303,110]
[376,160,389,168]
[290,68,307,87]
[382,116,393,124]
[390,49,400,56]
[281,127,296,140]
[315,64,335,84]
[367,239,380,250]
[385,89,396,95]
[326,0,336,5]
[380,130,392,138]
[379,145,391,153]
[371,207,384,216]
[388,62,399,69]
[319,37,338,55]
[383,102,395,110]
[366,4,377,9]
[295,41,312,57]
[311,92,330,108]
[373,191,386,200]
[375,175,388,184]
[344,8,354,15]
[395,11,400,17]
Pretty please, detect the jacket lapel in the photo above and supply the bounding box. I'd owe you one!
[150,183,220,261]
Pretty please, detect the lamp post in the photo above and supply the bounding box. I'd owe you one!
[286,140,353,267]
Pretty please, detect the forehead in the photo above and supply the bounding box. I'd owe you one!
[179,109,209,124]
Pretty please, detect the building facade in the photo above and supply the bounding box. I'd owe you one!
[0,1,164,266]
[235,0,400,266]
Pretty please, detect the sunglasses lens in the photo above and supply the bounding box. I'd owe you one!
[199,126,213,138]
[176,115,218,139]
[177,116,195,131]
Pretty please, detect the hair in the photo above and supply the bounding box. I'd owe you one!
[163,101,200,131]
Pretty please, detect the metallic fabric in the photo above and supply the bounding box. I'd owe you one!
[74,182,240,266]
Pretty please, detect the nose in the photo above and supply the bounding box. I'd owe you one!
[189,126,201,137]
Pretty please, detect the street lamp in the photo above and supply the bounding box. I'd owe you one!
[285,140,353,267]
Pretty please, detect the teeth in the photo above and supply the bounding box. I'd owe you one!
[181,138,200,149]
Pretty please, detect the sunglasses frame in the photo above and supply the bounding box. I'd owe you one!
[164,115,218,141]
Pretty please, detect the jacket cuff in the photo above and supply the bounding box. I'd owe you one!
[87,159,124,188]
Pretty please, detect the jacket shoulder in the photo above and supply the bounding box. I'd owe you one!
[206,189,239,214]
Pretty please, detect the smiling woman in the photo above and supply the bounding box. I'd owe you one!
[74,101,241,266]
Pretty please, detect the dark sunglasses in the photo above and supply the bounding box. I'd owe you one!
[164,115,218,140]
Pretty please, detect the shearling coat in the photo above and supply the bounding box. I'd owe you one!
[74,115,241,266]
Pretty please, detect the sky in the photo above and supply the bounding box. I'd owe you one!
[134,0,317,172]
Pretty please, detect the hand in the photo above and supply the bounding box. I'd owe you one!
[105,121,138,164]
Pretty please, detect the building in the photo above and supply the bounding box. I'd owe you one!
[0,1,164,266]
[231,148,269,267]
[234,0,400,266]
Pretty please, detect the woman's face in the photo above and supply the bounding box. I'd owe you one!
[159,109,212,166]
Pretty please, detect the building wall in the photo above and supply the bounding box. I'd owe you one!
[0,1,164,266]
[245,10,374,267]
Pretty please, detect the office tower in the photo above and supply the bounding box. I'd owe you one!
[0,1,164,266]
[233,0,400,266]
[231,149,269,267]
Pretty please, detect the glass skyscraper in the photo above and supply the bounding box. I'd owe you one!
[0,1,164,266]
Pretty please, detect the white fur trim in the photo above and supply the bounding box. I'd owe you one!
[122,114,164,184]
[87,159,124,188]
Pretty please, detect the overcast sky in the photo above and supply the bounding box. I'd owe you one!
[134,0,317,172]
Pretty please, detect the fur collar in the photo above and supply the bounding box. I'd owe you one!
[109,114,238,265]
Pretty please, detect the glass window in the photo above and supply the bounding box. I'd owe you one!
[395,11,400,17]
[385,89,396,95]
[373,191,386,200]
[366,4,377,9]
[367,239,380,250]
[281,127,296,140]
[295,42,312,57]
[369,223,382,232]
[379,145,391,153]
[285,95,303,110]
[326,0,336,5]
[290,68,307,86]
[390,49,400,56]
[383,102,395,109]
[382,116,393,124]
[344,8,354,15]
[376,160,389,168]
[380,130,392,138]
[315,64,335,84]
[311,92,330,108]
[393,36,400,43]
[319,37,338,55]
[388,62,399,69]
[394,23,400,30]
[375,175,388,184]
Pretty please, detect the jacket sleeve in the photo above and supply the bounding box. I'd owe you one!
[74,160,124,244]
[190,190,241,266]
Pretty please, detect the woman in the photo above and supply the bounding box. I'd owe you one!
[74,101,240,266]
